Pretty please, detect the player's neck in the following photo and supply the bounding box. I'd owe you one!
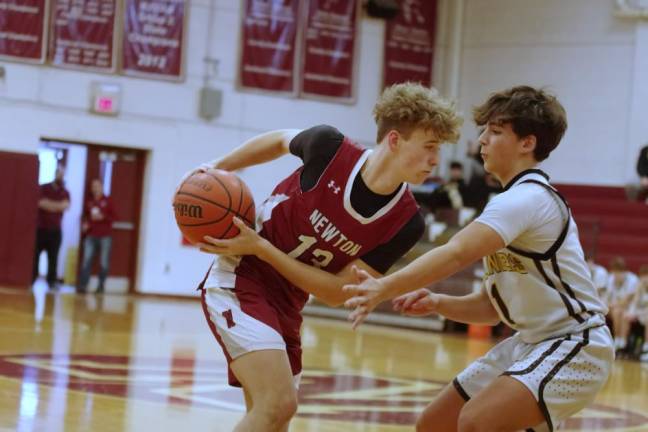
[360,148,402,195]
[494,158,538,188]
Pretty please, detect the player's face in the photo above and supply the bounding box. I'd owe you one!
[398,128,441,184]
[478,121,524,180]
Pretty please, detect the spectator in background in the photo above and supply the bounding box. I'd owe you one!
[586,254,609,300]
[617,265,648,360]
[77,179,116,294]
[33,164,70,290]
[429,161,469,209]
[605,256,639,349]
[637,144,648,203]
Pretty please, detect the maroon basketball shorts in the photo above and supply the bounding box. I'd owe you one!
[200,285,303,388]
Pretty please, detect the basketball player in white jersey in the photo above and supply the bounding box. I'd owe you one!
[344,86,614,432]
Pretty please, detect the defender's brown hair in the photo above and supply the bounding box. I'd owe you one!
[473,86,567,162]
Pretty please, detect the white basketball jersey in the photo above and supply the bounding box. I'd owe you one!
[476,170,607,343]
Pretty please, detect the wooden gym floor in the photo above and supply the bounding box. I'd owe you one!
[1,283,647,432]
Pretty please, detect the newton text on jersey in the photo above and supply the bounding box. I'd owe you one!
[309,209,362,257]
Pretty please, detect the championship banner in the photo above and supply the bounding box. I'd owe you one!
[299,0,359,102]
[383,0,437,88]
[122,0,186,80]
[0,0,48,63]
[49,0,117,72]
[239,0,300,94]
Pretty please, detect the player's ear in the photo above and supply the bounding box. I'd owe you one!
[521,134,536,155]
[387,130,400,151]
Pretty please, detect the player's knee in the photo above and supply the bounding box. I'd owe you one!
[278,391,298,419]
[262,390,297,425]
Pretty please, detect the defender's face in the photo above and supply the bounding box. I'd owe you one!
[397,128,441,185]
[478,121,522,179]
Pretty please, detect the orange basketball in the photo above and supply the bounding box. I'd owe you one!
[173,169,255,245]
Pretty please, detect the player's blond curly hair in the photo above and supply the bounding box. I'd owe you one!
[373,82,462,144]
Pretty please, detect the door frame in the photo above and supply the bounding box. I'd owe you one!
[42,137,147,293]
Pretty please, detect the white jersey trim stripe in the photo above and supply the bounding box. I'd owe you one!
[342,149,408,225]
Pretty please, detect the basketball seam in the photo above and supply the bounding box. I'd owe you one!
[203,170,233,210]
[241,201,254,223]
[219,176,246,239]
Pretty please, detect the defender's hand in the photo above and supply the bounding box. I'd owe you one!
[392,289,439,317]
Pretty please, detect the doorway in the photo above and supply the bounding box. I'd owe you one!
[37,139,146,293]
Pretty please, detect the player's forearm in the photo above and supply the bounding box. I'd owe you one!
[256,240,348,307]
[377,242,467,302]
[211,130,297,171]
[435,290,500,325]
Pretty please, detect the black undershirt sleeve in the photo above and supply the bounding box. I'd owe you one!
[289,125,344,191]
[359,212,425,274]
[289,124,425,275]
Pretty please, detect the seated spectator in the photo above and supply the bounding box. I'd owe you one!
[605,257,639,349]
[637,144,648,203]
[428,161,469,210]
[617,265,648,360]
[586,254,609,300]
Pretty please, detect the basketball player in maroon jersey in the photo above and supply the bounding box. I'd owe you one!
[183,83,462,431]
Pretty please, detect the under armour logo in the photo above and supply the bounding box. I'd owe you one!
[222,309,235,328]
[328,180,341,194]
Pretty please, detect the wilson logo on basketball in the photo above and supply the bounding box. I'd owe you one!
[174,203,203,218]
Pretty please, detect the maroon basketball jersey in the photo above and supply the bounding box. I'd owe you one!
[235,138,419,313]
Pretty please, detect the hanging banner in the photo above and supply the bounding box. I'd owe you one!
[122,0,186,80]
[239,0,300,94]
[299,0,358,102]
[383,0,437,88]
[49,0,117,72]
[0,0,48,63]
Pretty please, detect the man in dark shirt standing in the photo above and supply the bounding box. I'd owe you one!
[33,164,70,289]
[77,179,116,293]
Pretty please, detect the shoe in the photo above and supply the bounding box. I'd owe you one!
[640,352,648,362]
